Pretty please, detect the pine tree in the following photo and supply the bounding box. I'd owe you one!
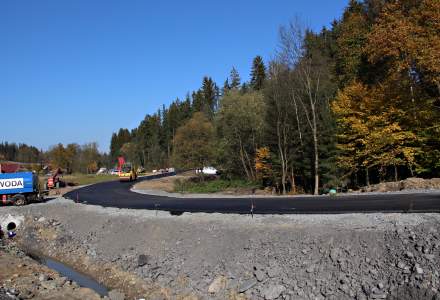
[250,55,266,90]
[230,67,241,89]
[334,0,370,87]
[222,78,230,95]
[110,128,131,162]
[201,76,217,117]
[241,82,249,94]
[192,90,204,113]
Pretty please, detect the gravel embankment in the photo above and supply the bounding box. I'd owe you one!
[1,198,440,300]
[0,236,102,300]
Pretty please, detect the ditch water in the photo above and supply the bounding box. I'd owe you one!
[35,256,109,296]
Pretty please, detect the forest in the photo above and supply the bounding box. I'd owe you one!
[3,0,439,194]
[110,0,439,194]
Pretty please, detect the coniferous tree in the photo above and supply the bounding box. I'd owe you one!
[110,128,131,163]
[230,67,241,89]
[201,76,217,118]
[222,78,231,95]
[250,55,267,90]
[192,90,204,113]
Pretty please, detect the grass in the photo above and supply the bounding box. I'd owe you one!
[173,178,259,194]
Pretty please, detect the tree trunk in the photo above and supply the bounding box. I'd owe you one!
[290,90,303,146]
[290,167,296,194]
[379,166,384,183]
[142,150,147,168]
[239,147,251,180]
[366,167,370,186]
[312,106,319,195]
[243,150,255,181]
[355,172,359,187]
[237,136,251,180]
[277,122,287,195]
[394,164,398,182]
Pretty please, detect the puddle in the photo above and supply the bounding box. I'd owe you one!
[36,256,109,296]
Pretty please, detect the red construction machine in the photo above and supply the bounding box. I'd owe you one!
[45,168,66,189]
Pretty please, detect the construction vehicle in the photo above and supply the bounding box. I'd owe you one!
[44,168,66,189]
[118,162,137,182]
[0,171,46,206]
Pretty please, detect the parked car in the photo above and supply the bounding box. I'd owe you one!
[96,167,108,175]
[195,166,219,175]
[109,169,119,175]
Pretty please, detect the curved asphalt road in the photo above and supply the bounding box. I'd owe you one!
[64,174,440,214]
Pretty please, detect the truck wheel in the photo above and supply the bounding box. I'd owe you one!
[13,195,26,206]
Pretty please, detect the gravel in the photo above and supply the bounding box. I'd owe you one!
[1,197,440,299]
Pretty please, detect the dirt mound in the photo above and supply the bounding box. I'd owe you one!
[360,177,440,193]
[134,174,192,193]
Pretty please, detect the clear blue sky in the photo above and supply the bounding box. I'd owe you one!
[1,0,348,153]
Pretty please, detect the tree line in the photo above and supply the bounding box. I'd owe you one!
[110,0,439,194]
[0,142,43,163]
[0,142,109,174]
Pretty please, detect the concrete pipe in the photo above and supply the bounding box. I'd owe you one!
[0,214,24,233]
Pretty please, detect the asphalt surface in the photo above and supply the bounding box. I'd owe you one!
[64,174,440,214]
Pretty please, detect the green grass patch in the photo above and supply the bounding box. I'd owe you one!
[61,173,119,186]
[174,178,259,194]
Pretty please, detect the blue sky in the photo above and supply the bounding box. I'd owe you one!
[1,0,348,153]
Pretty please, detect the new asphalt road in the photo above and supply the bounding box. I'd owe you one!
[64,174,440,214]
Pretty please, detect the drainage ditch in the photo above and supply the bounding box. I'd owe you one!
[32,255,109,297]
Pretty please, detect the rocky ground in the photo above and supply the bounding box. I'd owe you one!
[0,235,102,300]
[1,198,440,300]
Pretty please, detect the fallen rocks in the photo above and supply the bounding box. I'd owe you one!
[207,275,227,294]
[261,284,286,300]
[239,278,257,293]
[137,254,149,267]
[267,265,282,278]
[306,265,315,273]
[254,269,266,282]
[414,264,424,275]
